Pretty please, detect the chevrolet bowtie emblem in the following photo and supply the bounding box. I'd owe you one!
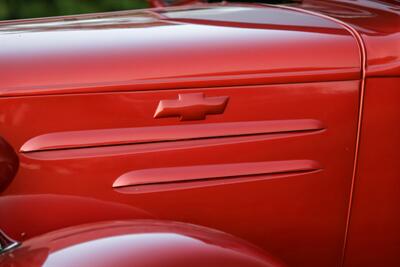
[154,93,229,121]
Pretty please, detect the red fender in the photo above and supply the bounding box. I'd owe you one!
[0,220,286,267]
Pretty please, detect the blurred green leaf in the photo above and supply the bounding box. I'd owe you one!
[0,0,149,20]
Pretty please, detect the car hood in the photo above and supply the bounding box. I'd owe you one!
[0,4,361,96]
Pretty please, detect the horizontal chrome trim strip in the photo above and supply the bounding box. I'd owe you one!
[113,160,322,193]
[21,119,324,153]
[22,131,321,161]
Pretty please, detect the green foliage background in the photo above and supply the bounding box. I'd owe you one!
[0,0,149,20]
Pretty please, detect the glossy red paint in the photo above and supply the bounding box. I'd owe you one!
[288,2,400,266]
[294,0,400,77]
[0,80,360,267]
[0,5,360,96]
[0,220,286,267]
[0,1,398,267]
[342,78,400,267]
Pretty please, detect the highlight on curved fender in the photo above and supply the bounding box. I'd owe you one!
[0,220,287,267]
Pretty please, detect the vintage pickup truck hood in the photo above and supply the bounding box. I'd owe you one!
[0,4,361,96]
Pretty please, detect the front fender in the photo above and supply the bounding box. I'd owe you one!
[0,220,286,267]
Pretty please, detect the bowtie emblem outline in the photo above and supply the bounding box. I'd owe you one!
[154,93,229,121]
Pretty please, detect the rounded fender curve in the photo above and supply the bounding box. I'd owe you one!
[0,220,286,267]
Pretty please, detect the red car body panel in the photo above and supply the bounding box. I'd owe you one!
[0,80,360,267]
[0,4,360,96]
[0,220,286,267]
[290,1,400,266]
[342,78,400,267]
[293,0,400,77]
[0,1,398,267]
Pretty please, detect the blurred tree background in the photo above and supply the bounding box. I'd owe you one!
[0,0,149,20]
